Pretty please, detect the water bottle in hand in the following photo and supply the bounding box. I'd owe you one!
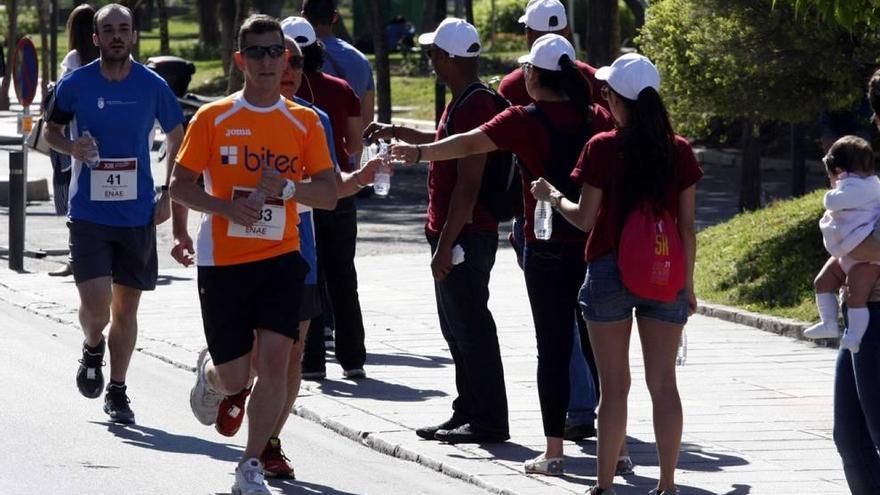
[81,130,100,169]
[373,141,391,197]
[534,200,553,240]
[676,329,687,366]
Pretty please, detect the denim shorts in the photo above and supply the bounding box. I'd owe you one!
[579,253,689,325]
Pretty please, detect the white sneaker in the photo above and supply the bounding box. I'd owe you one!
[803,322,840,339]
[190,347,224,425]
[232,458,270,495]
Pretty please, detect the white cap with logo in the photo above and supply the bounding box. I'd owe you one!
[417,17,481,58]
[518,0,568,32]
[517,33,575,71]
[595,53,661,101]
[281,16,317,47]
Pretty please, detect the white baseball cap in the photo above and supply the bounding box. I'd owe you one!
[417,17,481,58]
[517,33,575,71]
[518,0,568,32]
[595,53,661,101]
[281,16,317,47]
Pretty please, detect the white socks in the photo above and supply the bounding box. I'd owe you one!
[842,307,870,353]
[804,293,841,339]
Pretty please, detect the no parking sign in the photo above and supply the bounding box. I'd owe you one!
[13,37,38,108]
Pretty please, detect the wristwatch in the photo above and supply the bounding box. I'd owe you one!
[280,179,296,200]
[159,185,169,192]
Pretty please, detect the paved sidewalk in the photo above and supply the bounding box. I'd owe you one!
[0,250,847,494]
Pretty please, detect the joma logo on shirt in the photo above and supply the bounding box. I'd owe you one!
[225,128,252,137]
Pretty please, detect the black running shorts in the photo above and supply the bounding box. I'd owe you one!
[68,219,158,290]
[197,251,308,365]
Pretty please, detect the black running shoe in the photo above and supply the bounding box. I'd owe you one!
[76,339,105,399]
[103,384,135,424]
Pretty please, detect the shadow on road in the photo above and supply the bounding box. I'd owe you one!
[268,478,361,495]
[365,351,453,368]
[93,421,243,462]
[313,377,446,401]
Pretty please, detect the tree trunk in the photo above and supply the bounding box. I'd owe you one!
[0,0,19,111]
[219,0,237,77]
[366,0,391,123]
[585,0,620,67]
[464,0,474,24]
[622,0,645,30]
[430,0,446,125]
[740,120,763,211]
[255,0,283,17]
[226,0,249,94]
[790,123,806,197]
[197,0,221,47]
[422,0,445,34]
[38,0,50,101]
[156,0,170,55]
[50,0,58,81]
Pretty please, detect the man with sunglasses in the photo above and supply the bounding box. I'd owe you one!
[283,16,370,382]
[170,15,337,495]
[364,17,511,444]
[44,3,184,425]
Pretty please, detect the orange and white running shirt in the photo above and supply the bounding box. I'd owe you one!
[176,92,332,267]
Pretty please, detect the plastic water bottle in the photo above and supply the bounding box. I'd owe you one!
[373,141,391,197]
[81,130,100,169]
[534,200,553,240]
[676,329,688,366]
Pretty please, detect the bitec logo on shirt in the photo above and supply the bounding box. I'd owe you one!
[218,144,300,173]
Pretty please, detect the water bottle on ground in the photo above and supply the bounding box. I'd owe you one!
[534,200,553,240]
[373,141,391,197]
[676,329,688,366]
[81,130,100,169]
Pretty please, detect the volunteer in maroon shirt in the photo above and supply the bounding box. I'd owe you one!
[391,34,613,476]
[365,17,510,445]
[531,53,702,495]
[497,0,604,110]
[284,16,369,379]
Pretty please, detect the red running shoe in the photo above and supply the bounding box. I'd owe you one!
[215,387,250,437]
[260,437,295,479]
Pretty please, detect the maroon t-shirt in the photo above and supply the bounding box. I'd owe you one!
[570,129,704,261]
[497,59,607,112]
[480,101,614,244]
[426,89,502,236]
[296,71,361,172]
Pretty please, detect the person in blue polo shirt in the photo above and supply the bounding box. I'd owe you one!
[44,3,184,425]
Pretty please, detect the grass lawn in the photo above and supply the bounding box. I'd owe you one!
[694,189,826,323]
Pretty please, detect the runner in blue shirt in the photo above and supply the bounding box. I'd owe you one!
[44,3,184,425]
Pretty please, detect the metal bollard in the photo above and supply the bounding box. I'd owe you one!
[9,150,25,271]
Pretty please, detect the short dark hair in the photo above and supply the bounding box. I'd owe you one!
[824,135,875,175]
[302,0,336,26]
[93,3,133,33]
[302,41,326,73]
[238,14,284,51]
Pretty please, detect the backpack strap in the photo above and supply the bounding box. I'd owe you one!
[443,82,510,137]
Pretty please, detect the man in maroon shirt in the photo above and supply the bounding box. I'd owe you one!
[498,0,604,110]
[364,18,510,444]
[283,16,369,381]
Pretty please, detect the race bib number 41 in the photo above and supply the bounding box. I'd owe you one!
[91,158,137,201]
[227,187,286,241]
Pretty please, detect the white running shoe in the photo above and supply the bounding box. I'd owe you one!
[232,458,271,495]
[190,347,224,425]
[803,322,840,339]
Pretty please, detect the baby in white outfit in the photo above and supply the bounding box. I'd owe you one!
[805,135,880,353]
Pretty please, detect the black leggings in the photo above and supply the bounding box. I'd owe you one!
[523,241,587,438]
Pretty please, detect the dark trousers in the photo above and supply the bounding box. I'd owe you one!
[523,241,587,438]
[303,197,366,372]
[428,231,509,435]
[835,302,880,493]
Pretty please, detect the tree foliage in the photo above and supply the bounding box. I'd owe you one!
[638,0,880,136]
[773,0,880,30]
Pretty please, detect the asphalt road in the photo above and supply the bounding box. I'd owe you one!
[0,299,492,495]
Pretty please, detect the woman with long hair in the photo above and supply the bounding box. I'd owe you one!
[531,53,702,494]
[47,4,99,277]
[391,34,613,475]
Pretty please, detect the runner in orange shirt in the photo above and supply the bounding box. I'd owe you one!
[169,15,337,495]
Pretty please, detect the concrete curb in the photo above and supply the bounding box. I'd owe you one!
[696,300,839,349]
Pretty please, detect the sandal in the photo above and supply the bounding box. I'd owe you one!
[615,455,634,476]
[586,487,617,495]
[524,454,564,475]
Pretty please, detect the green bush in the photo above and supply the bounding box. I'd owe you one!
[695,189,827,322]
[474,0,526,37]
[1,7,42,47]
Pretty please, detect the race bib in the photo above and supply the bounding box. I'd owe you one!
[90,158,137,201]
[227,187,286,241]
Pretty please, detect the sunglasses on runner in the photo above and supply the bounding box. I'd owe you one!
[288,55,304,69]
[241,44,286,60]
